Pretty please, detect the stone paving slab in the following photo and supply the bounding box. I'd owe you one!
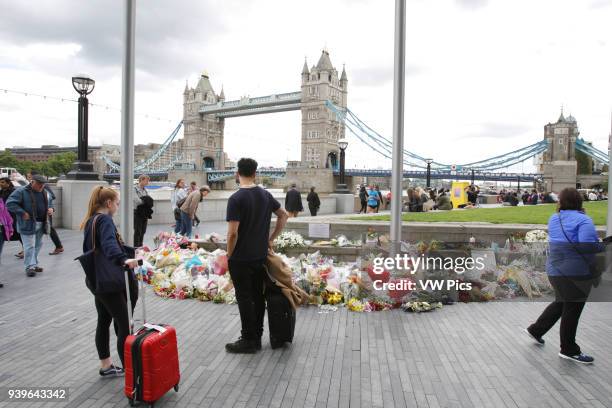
[1,229,612,408]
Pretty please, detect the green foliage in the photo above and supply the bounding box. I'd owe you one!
[575,150,593,175]
[0,150,76,177]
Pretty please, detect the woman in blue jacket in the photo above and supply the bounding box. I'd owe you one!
[526,187,601,364]
[81,186,139,376]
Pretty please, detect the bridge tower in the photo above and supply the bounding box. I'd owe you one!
[182,72,225,171]
[541,110,579,192]
[300,49,347,169]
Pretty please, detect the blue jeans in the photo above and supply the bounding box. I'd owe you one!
[179,211,192,237]
[173,211,182,234]
[22,221,44,270]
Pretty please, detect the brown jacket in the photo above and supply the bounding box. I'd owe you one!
[180,190,201,219]
[266,253,310,310]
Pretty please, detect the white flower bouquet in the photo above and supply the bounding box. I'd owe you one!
[274,231,307,251]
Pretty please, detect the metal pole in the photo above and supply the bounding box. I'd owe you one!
[389,0,406,259]
[77,95,86,162]
[120,0,136,246]
[426,162,431,188]
[340,148,346,185]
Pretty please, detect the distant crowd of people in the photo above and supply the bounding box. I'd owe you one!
[497,188,607,207]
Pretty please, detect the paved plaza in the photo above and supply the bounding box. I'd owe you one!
[1,228,612,408]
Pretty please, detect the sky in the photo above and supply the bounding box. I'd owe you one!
[1,0,611,172]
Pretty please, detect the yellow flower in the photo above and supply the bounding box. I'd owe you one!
[327,292,343,305]
[347,298,364,312]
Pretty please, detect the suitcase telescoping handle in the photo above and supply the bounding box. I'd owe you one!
[125,259,144,336]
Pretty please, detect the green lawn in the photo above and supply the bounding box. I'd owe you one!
[352,201,608,225]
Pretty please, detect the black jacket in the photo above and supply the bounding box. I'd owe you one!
[359,188,367,202]
[307,192,320,209]
[285,189,303,212]
[135,195,154,219]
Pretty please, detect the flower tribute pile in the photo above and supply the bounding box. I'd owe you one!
[136,229,555,312]
[137,233,236,303]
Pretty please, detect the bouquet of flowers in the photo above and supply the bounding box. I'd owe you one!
[347,298,365,312]
[402,301,442,313]
[524,230,548,243]
[274,231,307,251]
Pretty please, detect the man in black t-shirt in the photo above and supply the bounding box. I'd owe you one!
[225,158,288,353]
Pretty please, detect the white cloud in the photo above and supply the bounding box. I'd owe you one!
[0,0,611,174]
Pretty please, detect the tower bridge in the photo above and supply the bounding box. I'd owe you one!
[102,49,609,192]
[179,49,347,173]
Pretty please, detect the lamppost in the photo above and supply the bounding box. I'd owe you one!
[67,74,98,180]
[335,138,350,193]
[425,158,433,188]
[470,168,475,185]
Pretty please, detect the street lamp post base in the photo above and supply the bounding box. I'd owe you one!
[335,183,351,194]
[66,161,99,180]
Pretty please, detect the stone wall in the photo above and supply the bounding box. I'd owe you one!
[284,167,334,193]
[576,174,607,189]
[542,161,577,192]
[110,193,338,226]
[167,170,208,187]
[273,218,607,246]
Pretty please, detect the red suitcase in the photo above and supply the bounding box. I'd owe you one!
[123,266,180,407]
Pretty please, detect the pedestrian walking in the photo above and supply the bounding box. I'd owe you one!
[133,175,152,247]
[525,187,601,364]
[306,186,320,216]
[225,158,288,353]
[6,174,53,277]
[179,186,210,238]
[171,179,188,234]
[188,181,201,226]
[0,197,15,288]
[44,183,63,255]
[0,177,21,258]
[358,185,367,213]
[284,183,303,218]
[374,186,383,213]
[80,186,139,376]
[366,186,380,213]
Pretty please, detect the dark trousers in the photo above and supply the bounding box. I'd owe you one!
[228,259,265,340]
[94,284,137,366]
[359,200,367,213]
[309,206,318,216]
[133,213,148,247]
[529,276,591,356]
[48,216,62,249]
[49,227,62,249]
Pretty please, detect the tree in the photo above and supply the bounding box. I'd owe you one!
[0,150,76,177]
[0,150,19,168]
[575,150,593,175]
[46,152,76,176]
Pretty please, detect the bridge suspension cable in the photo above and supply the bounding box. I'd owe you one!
[575,138,609,164]
[103,121,184,173]
[326,101,552,172]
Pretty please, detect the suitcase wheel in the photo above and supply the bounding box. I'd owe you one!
[174,384,180,392]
